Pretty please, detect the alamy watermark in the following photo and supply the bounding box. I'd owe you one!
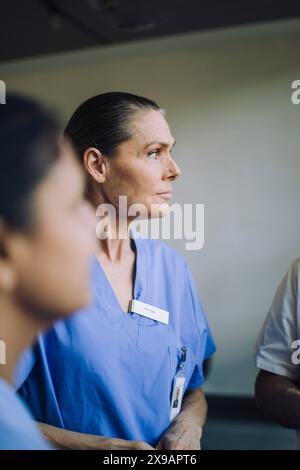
[95,196,205,251]
[0,80,6,104]
[0,340,6,365]
[291,340,300,365]
[291,80,300,105]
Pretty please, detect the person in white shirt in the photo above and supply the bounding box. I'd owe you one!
[256,258,300,448]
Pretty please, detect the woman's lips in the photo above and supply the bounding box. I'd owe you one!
[157,191,172,199]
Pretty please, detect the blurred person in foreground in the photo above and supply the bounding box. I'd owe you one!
[0,94,96,449]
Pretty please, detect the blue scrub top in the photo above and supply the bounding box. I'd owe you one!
[16,238,216,446]
[0,378,51,450]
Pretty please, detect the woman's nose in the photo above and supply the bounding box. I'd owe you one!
[164,156,181,181]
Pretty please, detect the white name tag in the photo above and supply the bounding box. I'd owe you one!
[170,376,186,421]
[129,299,169,325]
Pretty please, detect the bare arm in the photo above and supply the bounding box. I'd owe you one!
[156,387,207,450]
[38,422,154,450]
[255,370,300,429]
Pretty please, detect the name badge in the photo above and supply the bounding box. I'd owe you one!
[129,299,169,325]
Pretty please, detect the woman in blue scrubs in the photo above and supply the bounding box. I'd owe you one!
[18,92,216,450]
[0,94,95,449]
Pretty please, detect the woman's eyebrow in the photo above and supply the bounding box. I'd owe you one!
[145,139,176,149]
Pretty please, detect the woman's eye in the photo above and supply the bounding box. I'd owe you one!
[148,150,160,160]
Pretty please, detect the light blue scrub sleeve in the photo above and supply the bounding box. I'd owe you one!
[184,262,216,390]
[14,345,36,390]
[0,378,51,450]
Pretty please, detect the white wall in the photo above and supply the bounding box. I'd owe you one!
[1,19,300,396]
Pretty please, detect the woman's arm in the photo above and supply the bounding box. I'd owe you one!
[255,370,300,428]
[156,387,206,450]
[38,422,154,450]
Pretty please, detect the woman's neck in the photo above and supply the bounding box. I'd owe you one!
[98,217,134,262]
[0,296,41,385]
[91,190,135,262]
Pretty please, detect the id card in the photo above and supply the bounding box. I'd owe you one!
[170,376,186,421]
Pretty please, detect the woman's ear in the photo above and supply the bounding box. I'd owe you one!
[83,147,108,184]
[0,223,17,294]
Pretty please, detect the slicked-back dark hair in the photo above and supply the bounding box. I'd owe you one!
[64,91,163,159]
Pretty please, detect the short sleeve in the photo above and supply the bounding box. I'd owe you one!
[256,259,300,382]
[183,263,216,390]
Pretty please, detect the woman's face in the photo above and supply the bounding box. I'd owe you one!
[8,140,96,322]
[99,110,181,218]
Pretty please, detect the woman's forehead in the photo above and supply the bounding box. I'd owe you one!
[131,110,173,145]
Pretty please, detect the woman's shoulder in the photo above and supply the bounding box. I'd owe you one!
[139,238,185,263]
[136,237,187,269]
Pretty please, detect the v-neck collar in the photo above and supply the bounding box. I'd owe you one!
[91,233,147,322]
